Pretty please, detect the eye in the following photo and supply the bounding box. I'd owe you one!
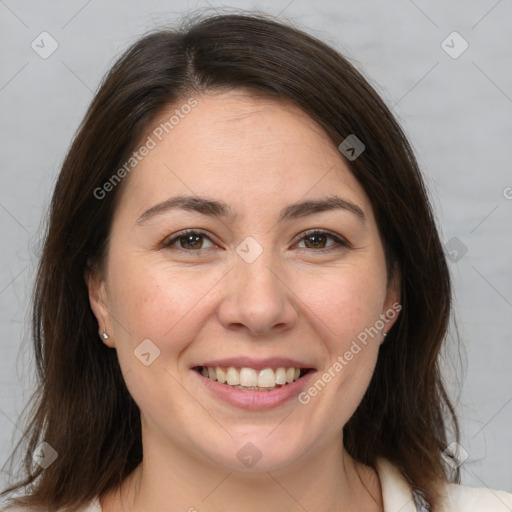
[162,230,216,251]
[161,229,350,253]
[295,230,350,251]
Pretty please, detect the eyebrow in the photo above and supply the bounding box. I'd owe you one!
[135,195,366,225]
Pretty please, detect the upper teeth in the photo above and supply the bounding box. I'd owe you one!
[201,366,302,388]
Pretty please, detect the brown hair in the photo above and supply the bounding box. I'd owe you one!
[1,10,460,512]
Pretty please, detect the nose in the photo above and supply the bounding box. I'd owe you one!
[217,248,298,337]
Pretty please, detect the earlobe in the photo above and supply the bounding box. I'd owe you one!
[84,266,114,347]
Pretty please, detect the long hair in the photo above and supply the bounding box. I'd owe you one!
[1,11,460,511]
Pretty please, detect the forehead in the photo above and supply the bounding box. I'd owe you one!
[117,89,371,220]
[149,89,333,155]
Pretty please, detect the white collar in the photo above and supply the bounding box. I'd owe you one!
[376,457,427,511]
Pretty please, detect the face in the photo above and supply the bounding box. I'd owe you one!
[87,89,399,474]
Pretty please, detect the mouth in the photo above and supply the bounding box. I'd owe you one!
[193,365,315,392]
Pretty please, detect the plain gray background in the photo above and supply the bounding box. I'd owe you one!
[1,0,511,501]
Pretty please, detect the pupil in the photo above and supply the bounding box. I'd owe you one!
[183,235,201,249]
[307,234,325,248]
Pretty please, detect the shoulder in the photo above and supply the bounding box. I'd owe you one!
[1,507,43,512]
[440,481,512,511]
[1,504,45,512]
[1,496,101,512]
[375,457,512,512]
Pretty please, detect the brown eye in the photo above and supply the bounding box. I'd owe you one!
[163,230,215,251]
[178,234,204,250]
[302,233,329,249]
[296,230,349,251]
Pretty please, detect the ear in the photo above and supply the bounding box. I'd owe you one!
[84,262,115,348]
[381,262,401,340]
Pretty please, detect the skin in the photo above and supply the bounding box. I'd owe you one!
[86,88,400,512]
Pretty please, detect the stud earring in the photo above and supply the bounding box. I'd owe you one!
[100,331,109,340]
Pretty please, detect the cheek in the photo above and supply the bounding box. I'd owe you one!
[107,257,223,353]
[295,264,385,414]
[296,262,387,342]
[105,260,222,409]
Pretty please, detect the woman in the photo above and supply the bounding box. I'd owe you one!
[1,11,511,512]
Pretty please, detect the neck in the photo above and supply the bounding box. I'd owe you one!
[100,429,382,512]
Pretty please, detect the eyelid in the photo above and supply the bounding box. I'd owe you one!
[161,228,351,252]
[293,229,351,250]
[161,229,219,250]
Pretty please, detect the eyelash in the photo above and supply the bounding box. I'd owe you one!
[161,229,351,253]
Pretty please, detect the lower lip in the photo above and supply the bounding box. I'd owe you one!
[192,369,317,411]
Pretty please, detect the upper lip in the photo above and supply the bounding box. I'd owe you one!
[193,357,316,372]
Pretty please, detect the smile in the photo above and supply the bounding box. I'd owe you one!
[194,366,311,391]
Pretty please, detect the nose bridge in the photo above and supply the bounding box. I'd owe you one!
[218,235,297,335]
[238,247,279,294]
[235,236,284,306]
